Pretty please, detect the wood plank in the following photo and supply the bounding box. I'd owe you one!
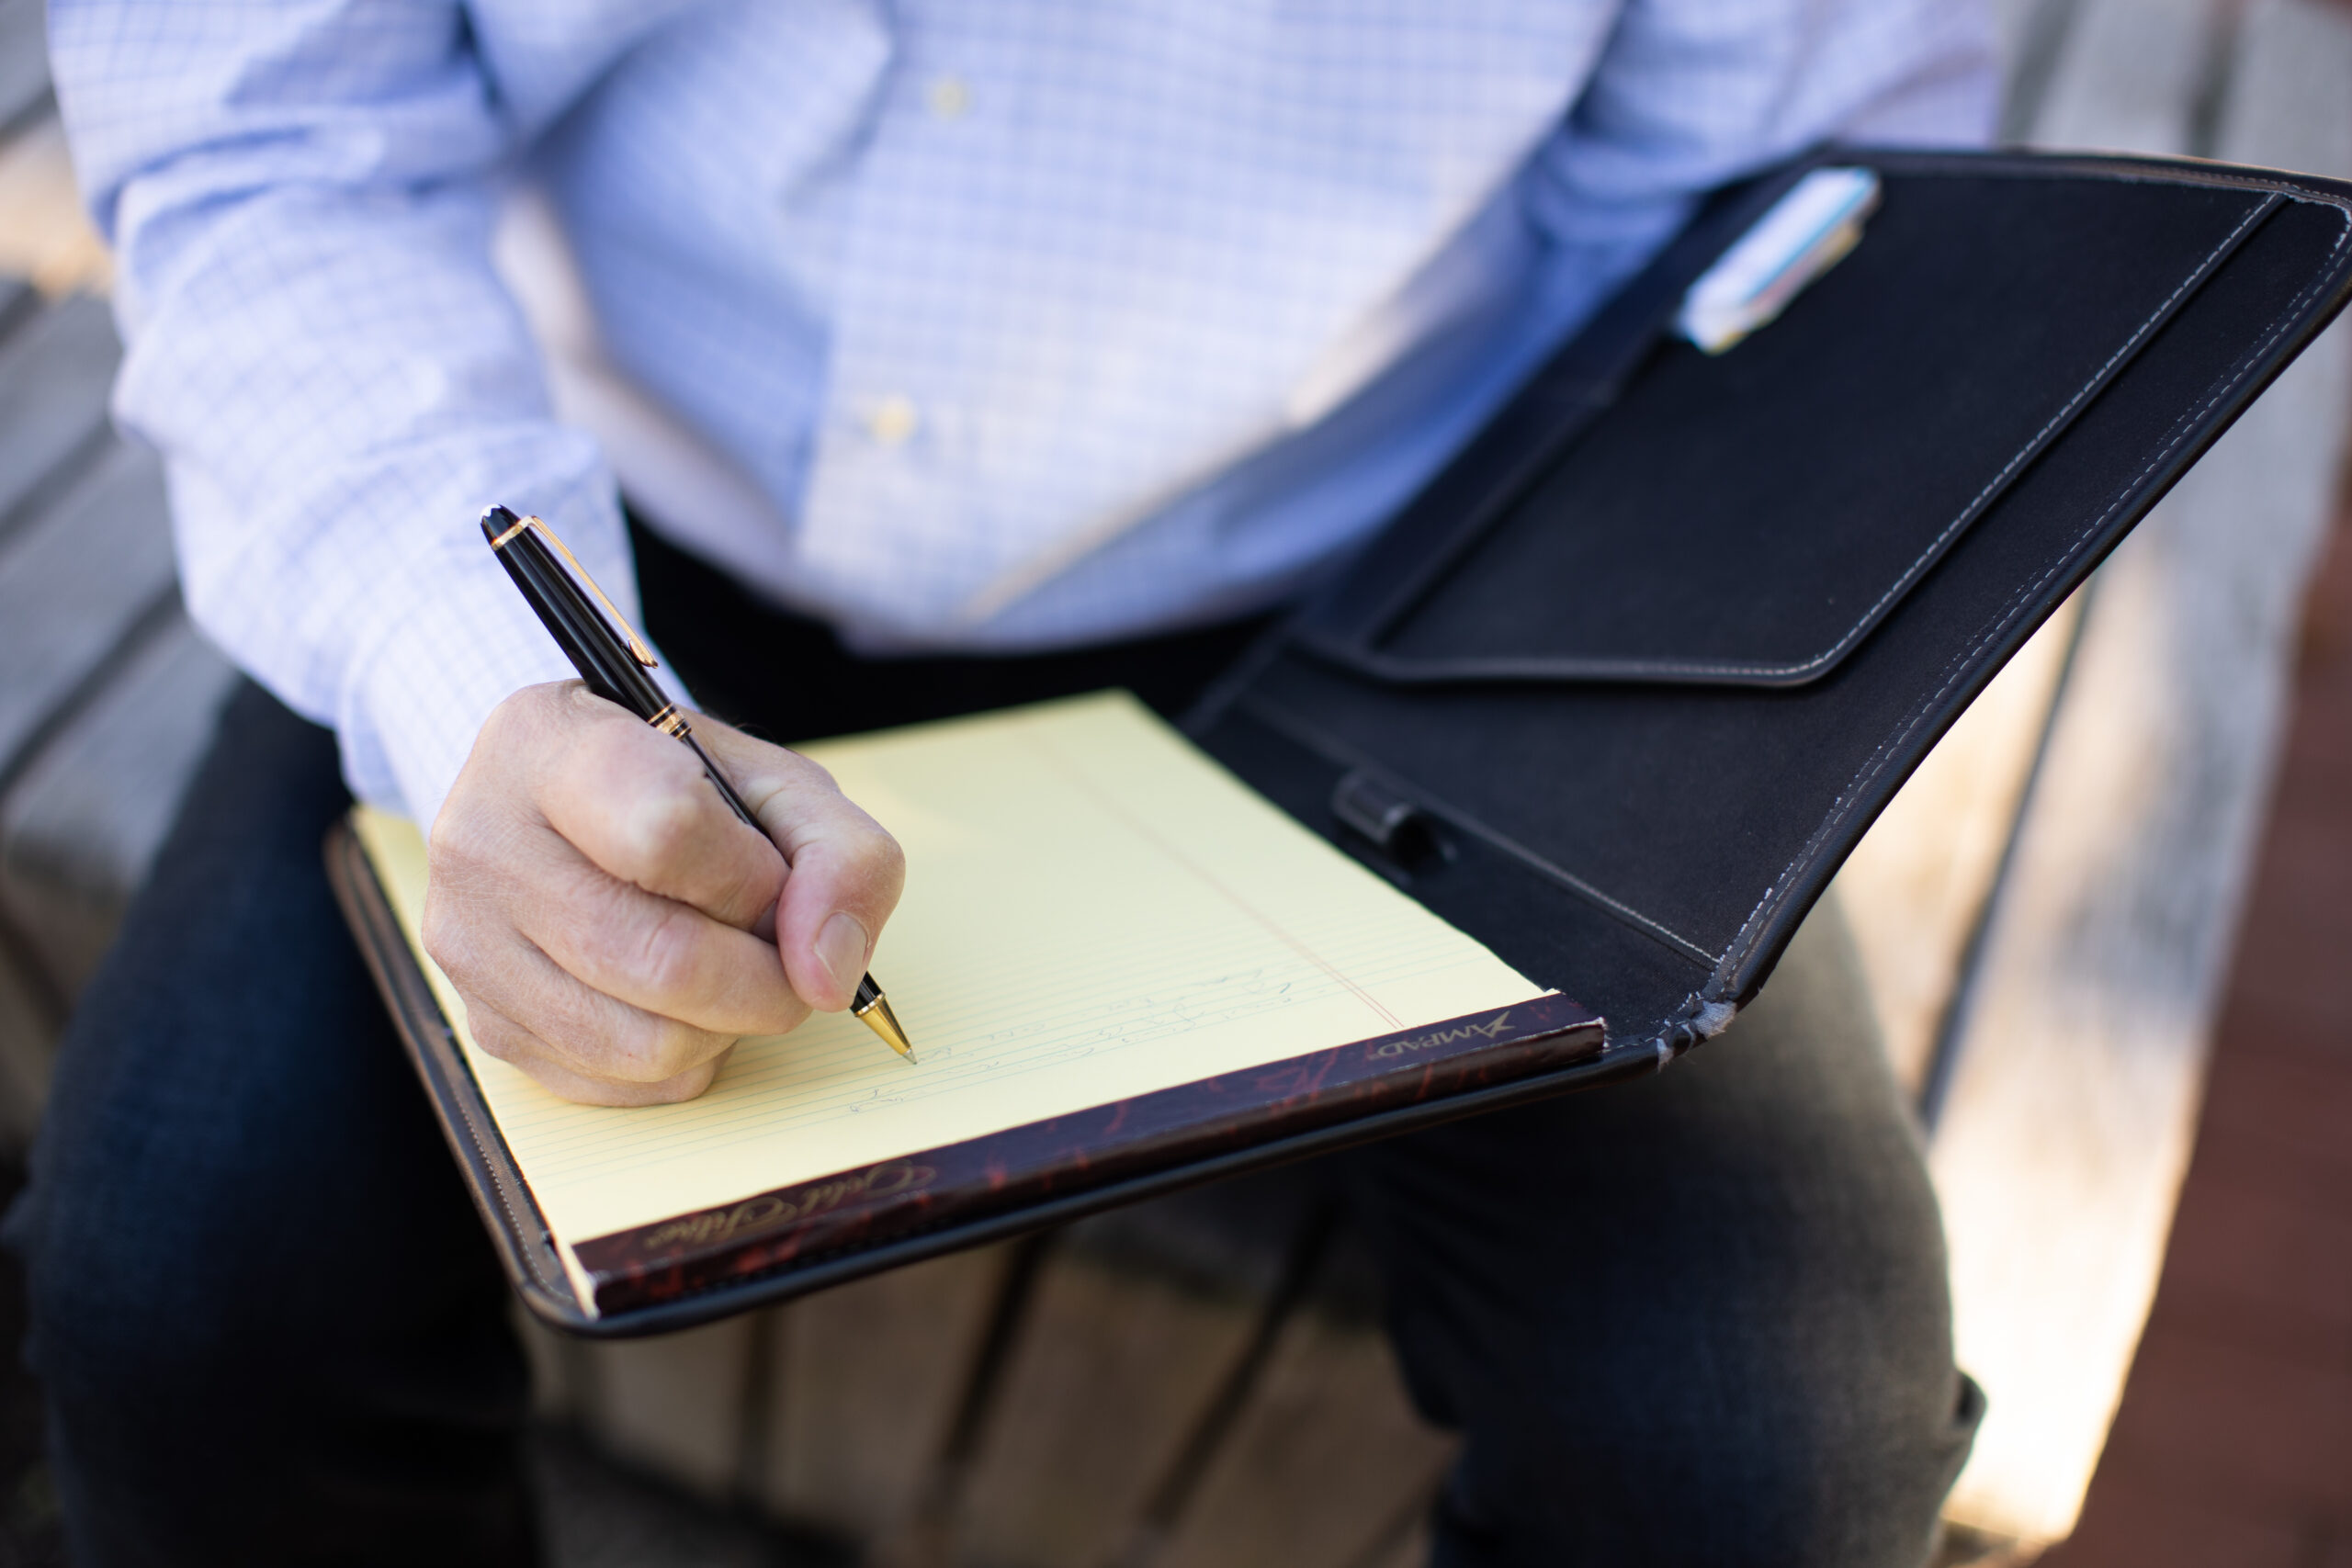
[0,294,119,539]
[759,1243,1012,1540]
[952,1253,1261,1568]
[0,442,176,779]
[2211,0,2352,183]
[512,1297,588,1424]
[1353,1517,1437,1568]
[1834,597,2082,1097]
[2028,0,2213,157]
[1996,0,2086,145]
[951,1182,1312,1568]
[1936,0,2352,1542]
[0,931,54,1148]
[0,0,48,136]
[581,1313,761,1502]
[0,115,111,299]
[1148,1301,1454,1568]
[0,613,237,998]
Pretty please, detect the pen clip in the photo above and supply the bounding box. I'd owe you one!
[496,513,660,669]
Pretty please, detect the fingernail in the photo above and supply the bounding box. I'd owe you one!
[816,912,871,993]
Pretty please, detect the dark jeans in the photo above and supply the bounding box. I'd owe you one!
[6,523,1979,1565]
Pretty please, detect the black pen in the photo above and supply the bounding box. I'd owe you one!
[480,504,913,1063]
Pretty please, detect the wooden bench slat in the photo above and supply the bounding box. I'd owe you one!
[0,277,30,339]
[2030,0,2212,157]
[0,294,119,540]
[0,441,177,779]
[1935,0,2352,1542]
[0,612,237,998]
[946,1182,1314,1568]
[0,925,52,1147]
[0,0,50,136]
[1357,1519,1437,1568]
[1150,1263,1454,1568]
[761,1243,1012,1540]
[581,1314,761,1502]
[952,1250,1262,1568]
[1835,595,2084,1097]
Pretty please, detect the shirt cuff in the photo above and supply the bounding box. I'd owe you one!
[338,495,668,835]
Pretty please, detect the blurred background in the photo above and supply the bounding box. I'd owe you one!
[0,0,2346,1564]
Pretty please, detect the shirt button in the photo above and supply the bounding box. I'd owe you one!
[865,395,921,446]
[926,75,970,119]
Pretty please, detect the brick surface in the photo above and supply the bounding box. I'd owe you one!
[2155,1168,2352,1360]
[2098,1325,2352,1514]
[2198,1036,2352,1186]
[2044,469,2352,1563]
[2038,1472,2316,1568]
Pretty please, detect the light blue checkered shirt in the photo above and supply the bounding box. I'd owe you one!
[51,0,1995,825]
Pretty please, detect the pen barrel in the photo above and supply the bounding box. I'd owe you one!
[491,525,671,721]
[679,732,763,831]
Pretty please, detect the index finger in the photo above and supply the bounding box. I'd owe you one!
[531,685,788,932]
[695,721,907,1013]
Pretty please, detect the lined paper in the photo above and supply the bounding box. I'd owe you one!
[355,692,1542,1264]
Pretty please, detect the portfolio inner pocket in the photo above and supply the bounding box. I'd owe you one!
[1343,173,2275,686]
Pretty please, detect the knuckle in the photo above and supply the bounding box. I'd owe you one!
[488,682,566,748]
[615,783,707,876]
[629,907,707,999]
[464,1006,526,1066]
[617,1014,723,1084]
[849,824,908,898]
[426,818,478,878]
[654,1018,723,1080]
[473,694,523,750]
[427,808,514,896]
[419,897,454,964]
[647,1059,723,1105]
[420,903,483,989]
[789,752,842,793]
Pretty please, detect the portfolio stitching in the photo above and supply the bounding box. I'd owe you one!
[454,1068,570,1296]
[1712,198,2352,985]
[351,836,572,1301]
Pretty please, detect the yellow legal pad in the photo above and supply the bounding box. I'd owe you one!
[352,691,1548,1308]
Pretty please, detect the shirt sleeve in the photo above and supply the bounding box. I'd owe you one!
[49,0,641,830]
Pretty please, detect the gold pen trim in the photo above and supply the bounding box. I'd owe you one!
[853,991,915,1061]
[493,514,661,670]
[648,703,692,739]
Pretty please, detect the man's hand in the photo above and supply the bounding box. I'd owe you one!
[422,682,906,1106]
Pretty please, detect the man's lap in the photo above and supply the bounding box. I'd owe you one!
[7,537,1978,1563]
[1344,908,1980,1565]
[6,682,537,1564]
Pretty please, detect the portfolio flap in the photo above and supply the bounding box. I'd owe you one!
[1301,160,2277,688]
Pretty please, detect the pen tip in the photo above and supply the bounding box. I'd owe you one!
[855,992,915,1060]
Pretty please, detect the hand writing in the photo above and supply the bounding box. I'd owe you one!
[422,682,905,1105]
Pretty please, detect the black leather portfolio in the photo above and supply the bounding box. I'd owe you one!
[335,146,2352,1334]
[1189,144,2352,1086]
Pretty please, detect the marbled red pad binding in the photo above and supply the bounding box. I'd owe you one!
[571,992,1603,1315]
